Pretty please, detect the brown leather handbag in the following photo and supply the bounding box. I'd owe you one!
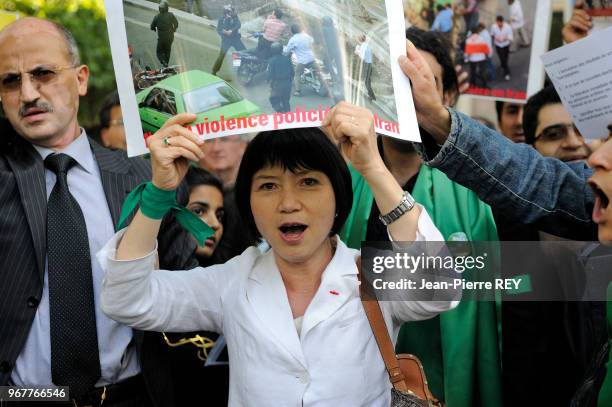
[357,257,443,407]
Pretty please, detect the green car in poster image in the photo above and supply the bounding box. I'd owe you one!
[137,70,261,133]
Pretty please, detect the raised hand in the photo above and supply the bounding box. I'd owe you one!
[321,102,385,177]
[398,39,451,144]
[147,113,204,191]
[562,2,593,44]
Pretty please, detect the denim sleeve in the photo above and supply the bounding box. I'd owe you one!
[414,109,597,240]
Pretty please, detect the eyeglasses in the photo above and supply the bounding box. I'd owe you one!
[0,65,78,94]
[535,123,582,143]
[109,119,124,127]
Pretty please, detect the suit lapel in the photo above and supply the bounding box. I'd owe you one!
[247,252,307,369]
[5,140,48,282]
[90,141,141,229]
[300,240,359,339]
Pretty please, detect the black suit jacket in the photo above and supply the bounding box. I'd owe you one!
[0,122,197,406]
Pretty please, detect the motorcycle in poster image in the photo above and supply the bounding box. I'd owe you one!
[135,65,183,90]
[292,55,332,97]
[232,32,269,85]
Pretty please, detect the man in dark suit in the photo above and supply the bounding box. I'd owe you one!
[0,17,197,406]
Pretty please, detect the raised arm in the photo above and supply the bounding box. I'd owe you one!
[116,113,203,260]
[321,102,423,241]
[99,114,232,333]
[397,40,596,239]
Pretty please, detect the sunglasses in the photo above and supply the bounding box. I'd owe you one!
[0,65,77,94]
[535,123,582,143]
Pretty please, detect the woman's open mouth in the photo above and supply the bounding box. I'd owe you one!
[590,181,609,224]
[279,223,308,243]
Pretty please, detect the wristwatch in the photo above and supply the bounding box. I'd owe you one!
[379,191,416,226]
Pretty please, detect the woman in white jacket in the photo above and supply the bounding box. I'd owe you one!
[99,102,457,406]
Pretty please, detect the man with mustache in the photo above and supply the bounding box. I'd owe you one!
[0,18,196,406]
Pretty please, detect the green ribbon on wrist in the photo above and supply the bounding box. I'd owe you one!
[117,182,214,246]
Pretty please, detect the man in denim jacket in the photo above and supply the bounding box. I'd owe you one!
[399,36,612,405]
[398,40,606,242]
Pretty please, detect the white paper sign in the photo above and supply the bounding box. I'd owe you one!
[105,0,421,157]
[541,26,612,140]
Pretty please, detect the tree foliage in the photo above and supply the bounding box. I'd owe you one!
[1,0,116,128]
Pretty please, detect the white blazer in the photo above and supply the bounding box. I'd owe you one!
[99,209,456,406]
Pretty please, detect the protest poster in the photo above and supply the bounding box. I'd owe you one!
[404,0,551,103]
[541,26,612,140]
[566,0,612,31]
[105,0,419,157]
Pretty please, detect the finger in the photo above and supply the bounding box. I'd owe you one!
[570,20,592,33]
[165,146,201,163]
[330,113,360,141]
[574,9,592,21]
[336,121,364,141]
[321,104,337,127]
[162,134,205,160]
[572,12,593,27]
[333,102,369,118]
[154,124,203,149]
[160,113,197,130]
[404,39,428,74]
[398,40,429,84]
[167,124,203,146]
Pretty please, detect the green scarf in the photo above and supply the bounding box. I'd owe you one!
[339,164,502,407]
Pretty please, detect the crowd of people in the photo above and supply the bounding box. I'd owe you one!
[0,2,611,407]
[430,0,531,87]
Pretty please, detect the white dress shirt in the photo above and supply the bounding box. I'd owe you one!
[491,22,514,48]
[12,131,140,386]
[99,207,456,406]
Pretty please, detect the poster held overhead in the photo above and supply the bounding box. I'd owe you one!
[105,0,421,157]
[542,26,612,141]
[404,0,551,103]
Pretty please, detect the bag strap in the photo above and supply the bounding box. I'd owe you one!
[356,256,409,393]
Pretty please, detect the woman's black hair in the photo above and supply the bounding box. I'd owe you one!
[184,166,224,197]
[182,167,233,266]
[234,127,353,240]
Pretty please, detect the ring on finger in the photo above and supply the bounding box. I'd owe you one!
[163,137,171,146]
